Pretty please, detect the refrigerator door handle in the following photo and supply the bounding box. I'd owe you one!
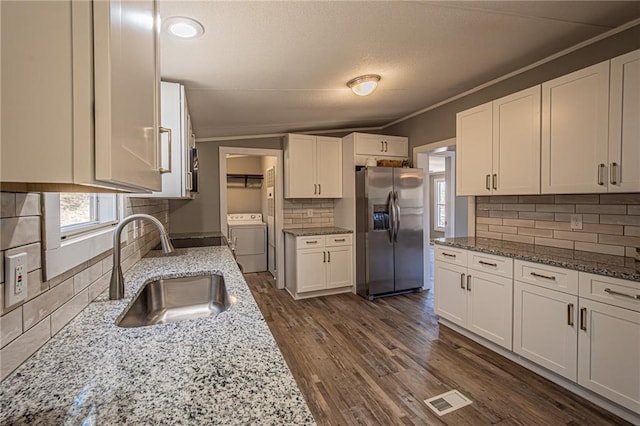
[387,191,395,243]
[393,191,401,242]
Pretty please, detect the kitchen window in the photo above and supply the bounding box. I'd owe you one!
[43,193,125,280]
[434,178,446,232]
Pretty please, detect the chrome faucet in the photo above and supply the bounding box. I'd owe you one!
[109,214,174,300]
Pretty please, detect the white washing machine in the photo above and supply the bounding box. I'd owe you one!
[227,213,267,273]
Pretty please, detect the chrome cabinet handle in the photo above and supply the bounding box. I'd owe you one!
[479,260,497,267]
[604,288,640,300]
[466,274,471,292]
[380,141,384,152]
[597,163,605,186]
[610,162,618,185]
[384,141,388,152]
[323,251,326,263]
[492,174,497,190]
[485,174,491,191]
[530,272,556,281]
[305,241,318,244]
[442,252,456,258]
[334,238,345,242]
[567,303,574,326]
[159,127,172,174]
[327,251,331,262]
[314,184,317,195]
[460,273,466,289]
[186,171,193,190]
[318,183,321,195]
[580,307,587,331]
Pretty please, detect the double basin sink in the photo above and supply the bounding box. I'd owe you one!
[118,235,232,328]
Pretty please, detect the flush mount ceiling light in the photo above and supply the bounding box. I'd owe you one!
[347,74,381,96]
[163,16,205,39]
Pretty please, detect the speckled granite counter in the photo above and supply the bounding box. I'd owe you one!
[434,237,640,282]
[283,227,353,237]
[0,246,315,425]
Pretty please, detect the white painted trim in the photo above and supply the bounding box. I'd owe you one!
[197,126,382,143]
[42,193,126,281]
[384,19,640,130]
[439,319,640,425]
[219,146,286,289]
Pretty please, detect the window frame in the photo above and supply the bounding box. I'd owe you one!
[60,193,119,239]
[434,177,446,232]
[43,193,126,281]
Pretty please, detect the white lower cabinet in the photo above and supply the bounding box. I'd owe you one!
[513,281,578,380]
[285,234,353,299]
[434,247,513,349]
[435,247,640,417]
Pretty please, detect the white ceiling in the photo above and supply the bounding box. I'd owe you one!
[158,1,640,139]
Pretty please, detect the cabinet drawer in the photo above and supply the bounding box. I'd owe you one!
[579,272,640,313]
[515,260,578,295]
[297,236,325,249]
[434,246,467,266]
[325,234,352,247]
[468,252,513,278]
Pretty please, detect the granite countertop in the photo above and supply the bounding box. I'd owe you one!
[283,227,353,237]
[0,246,315,425]
[434,237,640,282]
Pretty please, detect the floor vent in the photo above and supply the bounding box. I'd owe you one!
[424,390,472,416]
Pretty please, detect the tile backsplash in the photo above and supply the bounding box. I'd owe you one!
[283,199,335,229]
[0,193,168,381]
[476,193,640,257]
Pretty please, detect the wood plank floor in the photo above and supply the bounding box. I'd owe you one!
[245,272,630,426]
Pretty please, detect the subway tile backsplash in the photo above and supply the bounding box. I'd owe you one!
[0,193,168,381]
[476,193,640,257]
[283,199,335,229]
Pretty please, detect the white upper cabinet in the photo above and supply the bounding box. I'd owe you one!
[493,86,541,195]
[284,134,342,198]
[541,61,610,194]
[0,0,162,192]
[608,49,640,192]
[142,82,196,198]
[352,133,408,165]
[456,86,541,196]
[456,102,493,195]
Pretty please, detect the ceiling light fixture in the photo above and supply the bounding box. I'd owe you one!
[347,74,381,96]
[163,16,205,40]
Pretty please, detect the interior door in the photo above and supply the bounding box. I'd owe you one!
[393,168,424,291]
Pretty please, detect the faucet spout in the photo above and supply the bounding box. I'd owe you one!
[109,214,174,300]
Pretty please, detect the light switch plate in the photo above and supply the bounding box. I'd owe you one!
[5,252,28,307]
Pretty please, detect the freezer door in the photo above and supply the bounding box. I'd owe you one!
[393,168,424,291]
[365,167,395,296]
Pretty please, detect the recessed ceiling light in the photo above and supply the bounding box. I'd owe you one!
[163,16,204,40]
[347,74,381,96]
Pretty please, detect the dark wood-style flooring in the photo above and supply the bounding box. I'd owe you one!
[245,272,630,425]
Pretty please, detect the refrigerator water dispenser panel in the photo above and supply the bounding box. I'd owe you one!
[373,205,390,230]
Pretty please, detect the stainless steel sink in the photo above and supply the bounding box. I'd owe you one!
[117,273,231,328]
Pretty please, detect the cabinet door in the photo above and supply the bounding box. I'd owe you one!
[316,137,342,198]
[382,136,408,157]
[513,281,578,380]
[285,134,316,198]
[578,298,640,413]
[541,61,610,194]
[493,86,541,195]
[609,49,640,193]
[326,246,352,289]
[296,249,327,292]
[93,0,162,191]
[456,102,493,196]
[466,270,513,350]
[355,134,387,156]
[434,261,467,327]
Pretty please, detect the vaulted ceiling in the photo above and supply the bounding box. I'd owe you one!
[158,1,640,139]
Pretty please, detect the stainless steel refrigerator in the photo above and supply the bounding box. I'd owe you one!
[356,167,424,300]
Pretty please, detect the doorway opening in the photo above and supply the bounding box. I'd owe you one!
[219,147,285,289]
[414,138,474,290]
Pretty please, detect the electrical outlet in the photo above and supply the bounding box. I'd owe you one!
[570,214,583,230]
[5,252,28,307]
[306,209,313,218]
